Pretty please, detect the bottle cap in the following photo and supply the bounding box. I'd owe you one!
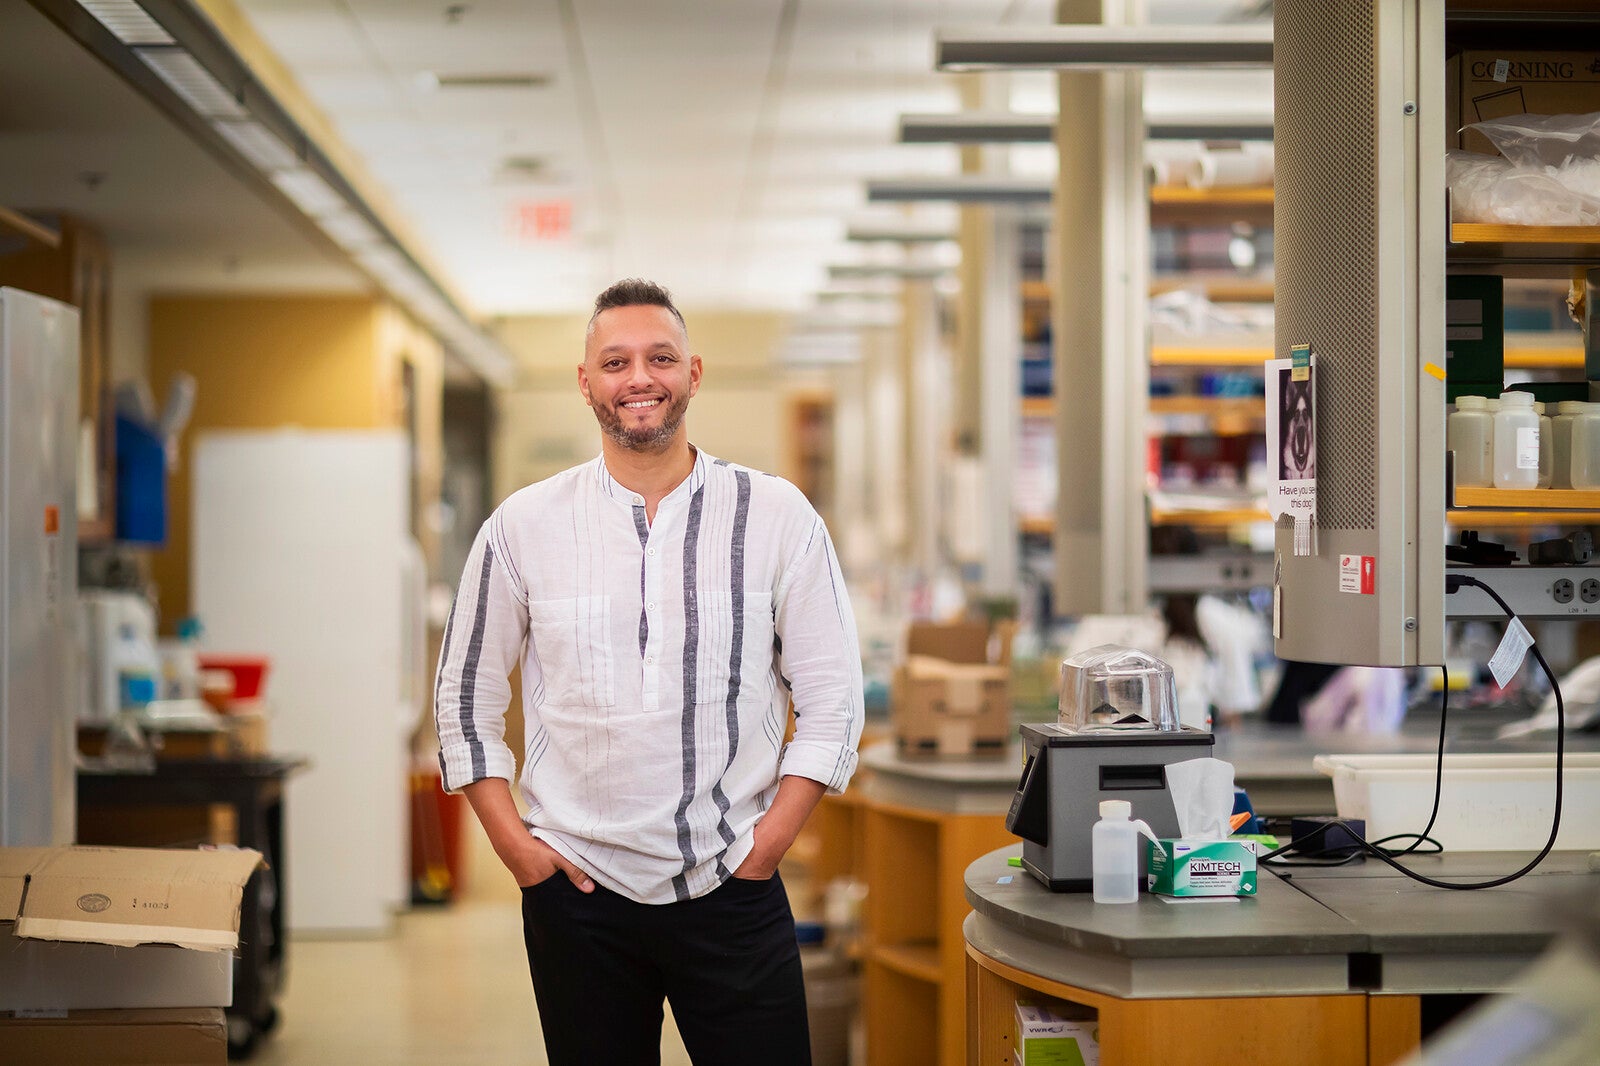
[1456,395,1489,410]
[1499,390,1534,407]
[1558,401,1587,414]
[1099,799,1131,819]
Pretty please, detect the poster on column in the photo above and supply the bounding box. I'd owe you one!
[1265,344,1317,556]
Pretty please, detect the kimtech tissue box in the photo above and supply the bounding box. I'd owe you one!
[1146,838,1258,897]
[1014,1002,1099,1066]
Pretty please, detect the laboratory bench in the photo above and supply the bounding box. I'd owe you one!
[1213,714,1600,816]
[963,844,1598,1066]
[77,755,307,1058]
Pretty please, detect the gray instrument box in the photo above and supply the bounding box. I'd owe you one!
[1006,722,1214,892]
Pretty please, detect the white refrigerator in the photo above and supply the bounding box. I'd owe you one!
[0,288,78,847]
[193,428,425,934]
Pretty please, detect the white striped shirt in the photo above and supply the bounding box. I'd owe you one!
[434,448,864,904]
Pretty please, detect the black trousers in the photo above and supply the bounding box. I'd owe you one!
[520,871,811,1066]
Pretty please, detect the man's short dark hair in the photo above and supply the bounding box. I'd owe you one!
[589,278,687,337]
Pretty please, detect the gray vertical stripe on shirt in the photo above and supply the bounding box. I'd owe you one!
[457,542,497,783]
[707,469,751,848]
[632,505,650,658]
[671,482,707,901]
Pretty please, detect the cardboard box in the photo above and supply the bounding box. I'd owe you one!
[1014,1001,1099,1066]
[1455,51,1600,154]
[1146,838,1258,897]
[892,655,1010,756]
[0,846,262,1011]
[0,1008,226,1065]
[892,620,1016,756]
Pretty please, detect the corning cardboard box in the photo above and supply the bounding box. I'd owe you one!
[1450,51,1600,154]
[0,1007,226,1065]
[892,621,1013,758]
[0,845,263,1012]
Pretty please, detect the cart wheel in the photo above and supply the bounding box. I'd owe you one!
[259,1005,281,1034]
[227,1015,258,1059]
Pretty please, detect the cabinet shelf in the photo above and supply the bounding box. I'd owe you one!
[1149,395,1265,418]
[1449,222,1600,263]
[1451,486,1600,510]
[1150,185,1274,207]
[1151,345,1273,367]
[1150,507,1271,528]
[870,942,942,984]
[1150,276,1275,303]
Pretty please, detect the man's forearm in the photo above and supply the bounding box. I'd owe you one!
[462,777,531,859]
[739,774,827,877]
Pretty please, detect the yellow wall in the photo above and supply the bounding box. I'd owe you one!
[147,293,441,626]
[492,310,791,503]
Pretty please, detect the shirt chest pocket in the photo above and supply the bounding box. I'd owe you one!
[528,596,616,708]
[691,591,774,705]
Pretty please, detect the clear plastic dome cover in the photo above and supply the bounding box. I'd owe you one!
[1057,644,1180,732]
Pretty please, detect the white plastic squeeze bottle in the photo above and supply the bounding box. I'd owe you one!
[1092,800,1160,904]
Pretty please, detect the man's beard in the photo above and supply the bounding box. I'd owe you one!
[592,391,690,453]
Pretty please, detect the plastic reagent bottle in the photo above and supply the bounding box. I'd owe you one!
[1493,390,1540,490]
[1092,800,1160,904]
[1447,395,1493,488]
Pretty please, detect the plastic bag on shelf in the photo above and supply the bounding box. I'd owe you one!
[1471,111,1600,189]
[1447,148,1600,227]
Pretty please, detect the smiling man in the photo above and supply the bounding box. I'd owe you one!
[433,278,864,1065]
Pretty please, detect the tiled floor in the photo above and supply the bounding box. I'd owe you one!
[250,830,694,1065]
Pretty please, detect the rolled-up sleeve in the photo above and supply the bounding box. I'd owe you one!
[773,518,865,795]
[434,517,527,793]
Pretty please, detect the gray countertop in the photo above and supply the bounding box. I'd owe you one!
[965,845,1596,971]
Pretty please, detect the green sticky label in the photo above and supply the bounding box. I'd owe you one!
[1290,343,1312,382]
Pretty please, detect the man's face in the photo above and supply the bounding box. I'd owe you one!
[579,304,702,453]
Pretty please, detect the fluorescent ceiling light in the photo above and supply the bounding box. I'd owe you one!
[816,287,901,301]
[271,167,347,217]
[315,208,381,251]
[866,177,1051,205]
[79,0,173,45]
[828,263,951,281]
[213,118,299,172]
[136,46,247,117]
[935,25,1274,71]
[900,112,1273,143]
[845,224,958,243]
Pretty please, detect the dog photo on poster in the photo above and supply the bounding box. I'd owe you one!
[1265,347,1317,555]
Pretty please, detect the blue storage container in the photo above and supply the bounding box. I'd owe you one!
[115,414,167,544]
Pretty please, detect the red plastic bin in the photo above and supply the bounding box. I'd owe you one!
[196,655,271,706]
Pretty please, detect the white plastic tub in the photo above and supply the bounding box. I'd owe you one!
[1312,752,1600,852]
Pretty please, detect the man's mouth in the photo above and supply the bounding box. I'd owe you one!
[621,397,663,411]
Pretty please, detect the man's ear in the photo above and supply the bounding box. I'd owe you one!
[577,362,592,406]
[688,353,703,398]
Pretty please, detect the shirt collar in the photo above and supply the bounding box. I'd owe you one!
[594,446,710,507]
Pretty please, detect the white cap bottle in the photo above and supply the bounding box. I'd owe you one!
[1092,800,1159,904]
[1493,391,1540,490]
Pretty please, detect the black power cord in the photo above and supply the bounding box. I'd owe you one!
[1262,572,1565,890]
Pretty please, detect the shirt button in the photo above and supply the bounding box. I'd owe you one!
[647,602,656,611]
[647,547,656,556]
[633,495,644,505]
[646,656,655,665]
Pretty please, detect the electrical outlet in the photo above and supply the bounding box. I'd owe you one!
[1582,579,1600,605]
[1553,579,1576,604]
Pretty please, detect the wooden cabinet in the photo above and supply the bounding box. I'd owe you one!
[860,797,1014,1066]
[967,948,1389,1066]
[0,213,114,542]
